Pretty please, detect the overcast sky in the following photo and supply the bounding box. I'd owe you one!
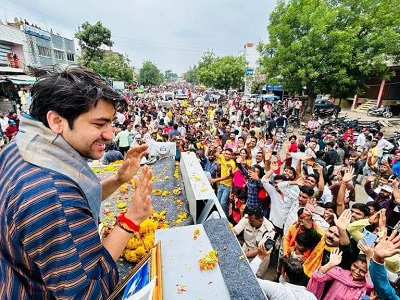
[1,0,277,74]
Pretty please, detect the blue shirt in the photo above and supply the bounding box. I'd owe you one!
[0,143,119,299]
[369,260,400,300]
[393,161,400,178]
[238,163,263,208]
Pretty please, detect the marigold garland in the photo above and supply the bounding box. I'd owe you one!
[198,250,218,271]
[123,211,169,263]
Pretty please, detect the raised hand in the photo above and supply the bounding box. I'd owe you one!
[126,165,153,225]
[366,173,377,182]
[270,161,279,172]
[265,151,272,162]
[368,211,380,225]
[379,209,387,231]
[314,163,323,174]
[295,176,305,186]
[357,242,374,260]
[301,209,313,229]
[334,209,352,231]
[328,248,343,266]
[116,144,148,184]
[342,166,354,183]
[374,230,400,260]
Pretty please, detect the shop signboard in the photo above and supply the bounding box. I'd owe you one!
[24,25,51,41]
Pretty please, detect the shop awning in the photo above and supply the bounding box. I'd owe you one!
[5,75,36,85]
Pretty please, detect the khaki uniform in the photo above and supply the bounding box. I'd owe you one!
[234,216,275,252]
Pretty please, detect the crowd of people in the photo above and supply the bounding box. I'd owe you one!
[1,66,400,300]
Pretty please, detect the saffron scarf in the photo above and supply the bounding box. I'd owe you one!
[15,115,102,226]
[303,237,337,277]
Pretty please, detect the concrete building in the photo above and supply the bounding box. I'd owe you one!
[241,42,260,69]
[0,21,76,72]
[239,42,260,95]
[0,22,31,74]
[24,24,76,68]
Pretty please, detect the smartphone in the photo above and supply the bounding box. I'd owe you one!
[305,203,325,216]
[361,229,377,247]
[264,238,275,251]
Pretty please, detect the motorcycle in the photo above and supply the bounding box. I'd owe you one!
[367,105,393,118]
[286,115,301,133]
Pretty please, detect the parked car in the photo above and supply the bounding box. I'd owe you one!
[313,99,340,115]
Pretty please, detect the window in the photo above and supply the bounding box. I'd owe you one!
[37,46,51,57]
[67,53,75,61]
[54,49,64,60]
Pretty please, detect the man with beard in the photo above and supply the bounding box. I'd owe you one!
[302,210,353,280]
[364,173,396,210]
[367,157,393,189]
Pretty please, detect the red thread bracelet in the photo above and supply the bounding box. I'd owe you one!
[117,212,141,232]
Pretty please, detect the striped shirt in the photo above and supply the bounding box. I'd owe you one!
[0,143,118,299]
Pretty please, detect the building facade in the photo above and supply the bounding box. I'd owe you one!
[0,22,31,74]
[24,24,76,68]
[240,42,260,95]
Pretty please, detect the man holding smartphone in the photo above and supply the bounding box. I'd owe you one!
[233,207,276,259]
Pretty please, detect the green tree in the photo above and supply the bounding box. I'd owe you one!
[198,55,247,92]
[75,21,113,66]
[138,61,164,85]
[259,0,400,112]
[183,65,199,84]
[88,52,134,84]
[164,70,179,82]
[198,50,217,69]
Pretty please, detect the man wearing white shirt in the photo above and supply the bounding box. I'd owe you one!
[375,131,394,157]
[257,257,317,300]
[262,170,294,235]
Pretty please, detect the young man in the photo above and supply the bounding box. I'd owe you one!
[211,148,236,216]
[0,67,153,299]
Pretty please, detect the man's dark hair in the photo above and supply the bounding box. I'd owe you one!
[289,135,297,140]
[282,258,306,285]
[298,144,306,152]
[284,166,297,179]
[316,150,325,159]
[225,148,234,153]
[307,173,319,183]
[352,203,371,217]
[324,202,336,210]
[274,174,287,181]
[252,164,264,178]
[30,66,125,129]
[295,232,311,249]
[297,207,305,217]
[173,124,178,130]
[300,186,314,197]
[366,201,380,212]
[326,141,335,148]
[247,207,263,219]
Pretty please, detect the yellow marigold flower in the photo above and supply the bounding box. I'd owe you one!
[124,249,138,263]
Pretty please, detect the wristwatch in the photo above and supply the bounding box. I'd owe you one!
[117,212,141,233]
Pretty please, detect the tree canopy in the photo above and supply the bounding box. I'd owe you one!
[259,0,400,104]
[164,70,179,82]
[88,52,135,84]
[183,65,199,84]
[75,21,113,66]
[138,61,164,85]
[198,54,247,92]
